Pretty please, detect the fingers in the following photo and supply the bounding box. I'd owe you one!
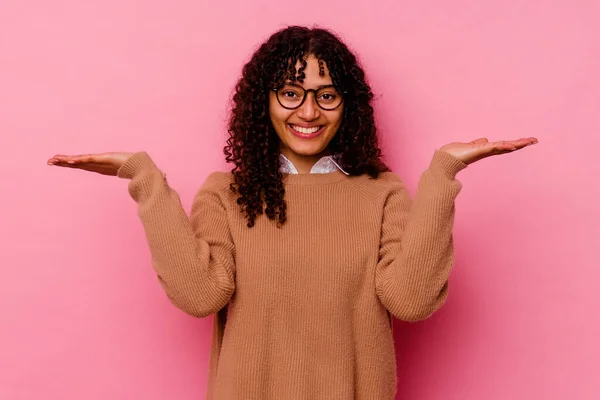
[497,138,538,147]
[514,137,538,145]
[48,153,97,165]
[48,154,77,164]
[484,137,538,155]
[510,137,538,150]
[47,160,118,176]
[47,154,66,164]
[66,154,93,164]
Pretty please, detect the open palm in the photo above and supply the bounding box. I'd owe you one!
[439,137,538,165]
[47,152,135,176]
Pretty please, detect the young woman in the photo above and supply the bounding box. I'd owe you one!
[47,26,537,399]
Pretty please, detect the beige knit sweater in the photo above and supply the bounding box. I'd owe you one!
[117,150,467,400]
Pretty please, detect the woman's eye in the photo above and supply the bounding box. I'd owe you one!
[283,91,298,98]
[320,93,336,101]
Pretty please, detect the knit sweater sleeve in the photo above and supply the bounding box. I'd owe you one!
[375,150,467,322]
[116,152,235,318]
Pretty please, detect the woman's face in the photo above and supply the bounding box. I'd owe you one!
[269,55,343,163]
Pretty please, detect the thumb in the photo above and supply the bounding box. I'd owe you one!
[470,138,489,145]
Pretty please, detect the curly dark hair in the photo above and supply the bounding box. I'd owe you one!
[224,25,389,228]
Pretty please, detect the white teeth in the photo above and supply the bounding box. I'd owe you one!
[291,125,321,134]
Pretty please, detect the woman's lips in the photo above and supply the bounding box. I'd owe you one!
[288,124,325,139]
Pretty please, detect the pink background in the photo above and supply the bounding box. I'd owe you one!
[1,0,599,399]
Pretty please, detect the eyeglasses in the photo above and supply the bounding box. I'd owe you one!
[273,83,344,110]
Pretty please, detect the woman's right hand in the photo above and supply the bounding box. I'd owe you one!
[47,152,136,176]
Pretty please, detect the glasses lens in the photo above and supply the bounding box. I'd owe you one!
[315,86,342,110]
[277,85,305,109]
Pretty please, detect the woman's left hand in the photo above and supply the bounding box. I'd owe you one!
[439,137,538,165]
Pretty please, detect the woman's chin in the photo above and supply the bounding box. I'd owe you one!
[285,142,328,157]
[285,136,332,155]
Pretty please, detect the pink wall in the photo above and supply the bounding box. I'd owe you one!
[1,1,598,399]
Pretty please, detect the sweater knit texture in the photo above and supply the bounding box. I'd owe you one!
[117,150,467,400]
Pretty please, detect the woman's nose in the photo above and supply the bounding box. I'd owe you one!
[296,92,320,120]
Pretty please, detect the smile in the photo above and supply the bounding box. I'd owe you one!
[288,124,325,139]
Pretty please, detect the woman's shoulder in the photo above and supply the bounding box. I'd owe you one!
[344,170,408,200]
[194,171,236,202]
[373,170,404,184]
[351,170,406,189]
[203,171,235,187]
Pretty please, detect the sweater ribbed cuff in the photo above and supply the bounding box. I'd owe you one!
[429,150,468,180]
[117,151,158,180]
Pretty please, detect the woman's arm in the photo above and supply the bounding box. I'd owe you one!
[117,152,235,318]
[375,135,537,322]
[375,151,466,322]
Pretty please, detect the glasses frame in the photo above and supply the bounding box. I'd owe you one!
[272,84,345,111]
